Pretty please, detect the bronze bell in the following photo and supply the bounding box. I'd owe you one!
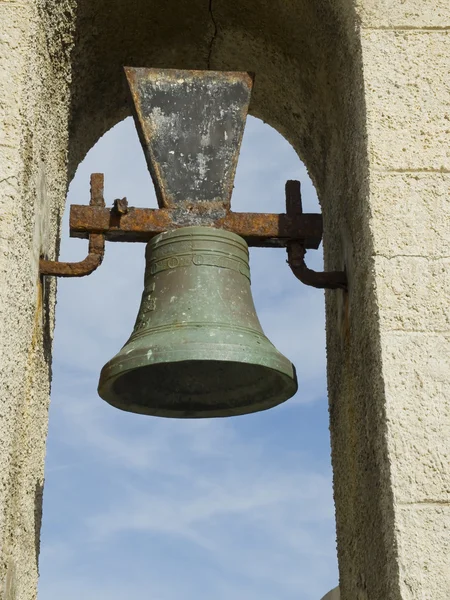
[98,226,298,418]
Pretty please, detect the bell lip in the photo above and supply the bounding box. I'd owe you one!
[98,358,298,419]
[99,342,296,390]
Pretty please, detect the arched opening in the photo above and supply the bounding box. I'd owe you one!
[34,1,373,597]
[39,115,338,599]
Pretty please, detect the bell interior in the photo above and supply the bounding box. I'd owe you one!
[108,360,297,418]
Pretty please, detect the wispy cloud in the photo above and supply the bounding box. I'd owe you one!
[43,381,336,599]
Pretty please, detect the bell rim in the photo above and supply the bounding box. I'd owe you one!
[98,357,298,419]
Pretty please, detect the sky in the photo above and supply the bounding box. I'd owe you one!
[38,115,338,600]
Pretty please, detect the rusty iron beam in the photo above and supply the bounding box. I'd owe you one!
[39,174,106,278]
[69,205,323,249]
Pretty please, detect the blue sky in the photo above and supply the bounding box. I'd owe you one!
[38,116,338,599]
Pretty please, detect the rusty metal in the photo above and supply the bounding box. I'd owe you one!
[41,70,337,282]
[113,197,129,215]
[287,242,347,290]
[125,67,253,212]
[39,174,106,278]
[69,201,323,249]
[285,180,347,290]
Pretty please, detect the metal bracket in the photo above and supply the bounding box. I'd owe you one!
[39,176,346,291]
[285,180,347,291]
[39,174,106,278]
[39,69,344,292]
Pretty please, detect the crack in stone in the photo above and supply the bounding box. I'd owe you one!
[207,0,218,69]
[398,499,450,507]
[364,26,450,31]
[0,176,16,186]
[374,168,450,174]
[374,254,450,261]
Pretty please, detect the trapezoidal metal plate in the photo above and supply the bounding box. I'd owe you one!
[125,67,253,212]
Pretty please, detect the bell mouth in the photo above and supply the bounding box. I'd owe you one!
[99,359,297,418]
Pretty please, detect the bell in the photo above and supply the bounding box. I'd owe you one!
[98,226,298,418]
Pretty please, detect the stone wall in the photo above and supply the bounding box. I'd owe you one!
[359,5,450,597]
[0,1,75,597]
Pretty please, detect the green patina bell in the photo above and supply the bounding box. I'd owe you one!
[98,69,298,417]
[98,226,297,418]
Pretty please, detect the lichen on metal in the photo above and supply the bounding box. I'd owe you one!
[125,67,253,218]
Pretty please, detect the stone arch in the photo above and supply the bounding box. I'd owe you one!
[51,3,374,598]
[36,3,371,596]
[22,0,373,596]
[3,0,449,598]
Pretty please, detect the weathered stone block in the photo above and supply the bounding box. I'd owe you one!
[375,256,450,332]
[370,172,450,257]
[362,31,450,170]
[396,505,450,600]
[357,0,450,28]
[381,332,450,501]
